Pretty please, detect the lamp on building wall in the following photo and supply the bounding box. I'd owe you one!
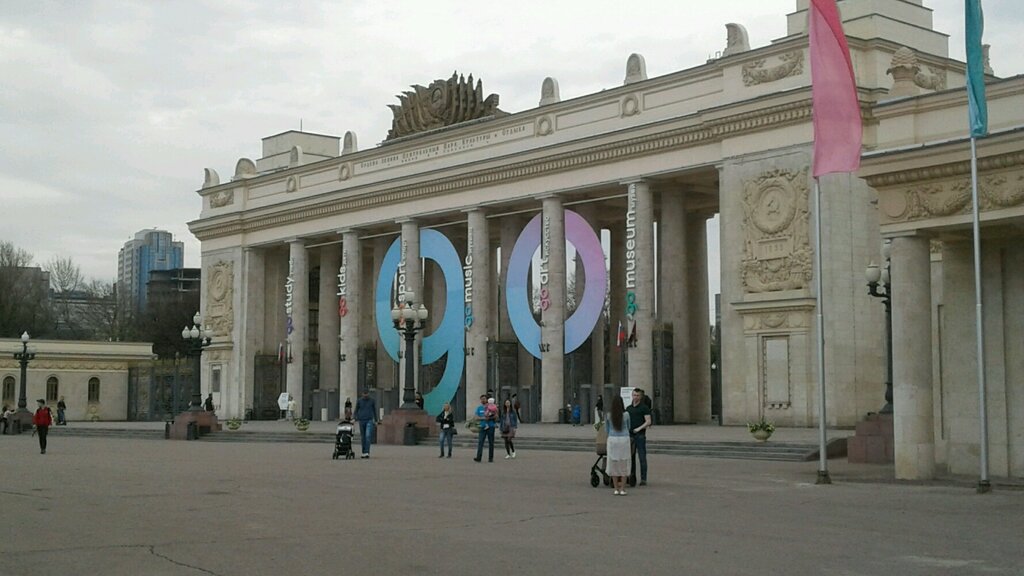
[10,331,36,434]
[391,291,428,409]
[865,241,893,414]
[182,312,212,412]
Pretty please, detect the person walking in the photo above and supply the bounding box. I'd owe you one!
[286,395,296,421]
[354,390,377,459]
[595,394,604,424]
[473,395,496,463]
[56,396,67,425]
[500,398,519,459]
[1,405,11,434]
[626,388,653,486]
[436,402,456,458]
[344,397,353,421]
[33,399,53,454]
[606,395,632,495]
[204,393,215,412]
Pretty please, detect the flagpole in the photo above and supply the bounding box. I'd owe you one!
[970,136,991,494]
[813,177,831,485]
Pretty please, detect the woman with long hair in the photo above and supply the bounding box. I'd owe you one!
[605,395,632,495]
[436,402,456,458]
[500,398,519,459]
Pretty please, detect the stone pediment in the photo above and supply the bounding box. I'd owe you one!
[386,72,505,141]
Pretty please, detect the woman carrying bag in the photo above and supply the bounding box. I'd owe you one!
[500,398,519,459]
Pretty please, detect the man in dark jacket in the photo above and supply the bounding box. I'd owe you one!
[354,390,377,458]
[33,399,53,454]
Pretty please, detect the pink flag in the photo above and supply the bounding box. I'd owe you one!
[809,0,862,177]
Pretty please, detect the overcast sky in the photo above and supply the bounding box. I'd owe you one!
[2,0,1021,285]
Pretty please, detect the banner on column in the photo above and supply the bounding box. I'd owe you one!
[506,210,606,359]
[375,229,465,415]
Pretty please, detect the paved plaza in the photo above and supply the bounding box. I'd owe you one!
[1,431,1021,576]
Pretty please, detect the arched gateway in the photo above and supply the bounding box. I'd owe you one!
[190,2,1024,480]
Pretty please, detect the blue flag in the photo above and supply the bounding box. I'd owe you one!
[966,0,988,137]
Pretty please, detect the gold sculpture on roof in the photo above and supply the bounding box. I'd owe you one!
[386,72,505,141]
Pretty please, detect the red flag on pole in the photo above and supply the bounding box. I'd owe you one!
[809,0,862,177]
[616,321,625,349]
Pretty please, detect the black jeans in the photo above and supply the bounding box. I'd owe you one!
[475,427,494,461]
[37,425,48,452]
[631,434,647,482]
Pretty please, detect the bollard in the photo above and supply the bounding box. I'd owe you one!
[403,422,418,446]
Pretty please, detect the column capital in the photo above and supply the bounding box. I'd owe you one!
[461,207,488,215]
[336,228,361,236]
[620,178,650,188]
[395,218,418,225]
[536,193,562,201]
[285,238,307,246]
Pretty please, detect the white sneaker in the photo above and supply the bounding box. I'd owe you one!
[505,454,511,459]
[614,490,620,495]
[511,452,516,459]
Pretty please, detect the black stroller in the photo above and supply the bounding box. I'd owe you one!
[590,423,612,487]
[333,420,356,460]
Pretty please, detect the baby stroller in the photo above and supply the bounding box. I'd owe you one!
[333,420,356,460]
[590,423,612,487]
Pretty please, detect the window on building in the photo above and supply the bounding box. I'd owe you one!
[2,376,14,403]
[46,377,59,402]
[211,366,221,393]
[88,377,101,403]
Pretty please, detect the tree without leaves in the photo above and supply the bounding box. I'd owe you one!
[0,241,52,338]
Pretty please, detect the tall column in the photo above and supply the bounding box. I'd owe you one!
[541,195,566,422]
[577,205,605,400]
[399,220,422,394]
[659,191,690,421]
[891,234,934,480]
[373,236,394,393]
[465,209,490,419]
[318,244,341,408]
[286,240,308,417]
[339,230,361,411]
[687,211,711,422]
[609,225,625,389]
[239,247,265,420]
[625,181,655,396]
[498,216,519,340]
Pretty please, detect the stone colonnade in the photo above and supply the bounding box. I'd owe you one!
[236,182,712,424]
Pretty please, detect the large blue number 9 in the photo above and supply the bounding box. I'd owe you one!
[374,229,465,415]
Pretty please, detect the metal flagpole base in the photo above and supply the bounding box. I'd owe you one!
[976,480,991,494]
[816,470,832,485]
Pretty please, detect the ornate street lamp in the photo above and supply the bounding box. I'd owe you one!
[865,241,893,414]
[182,312,212,412]
[391,291,428,410]
[10,331,36,433]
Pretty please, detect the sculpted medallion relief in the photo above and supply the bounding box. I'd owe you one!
[741,50,804,86]
[206,261,234,336]
[741,168,812,293]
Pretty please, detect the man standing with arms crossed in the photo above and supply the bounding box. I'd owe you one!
[354,389,377,459]
[626,388,652,486]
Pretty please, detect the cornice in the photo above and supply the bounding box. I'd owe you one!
[865,150,1024,188]
[192,99,816,240]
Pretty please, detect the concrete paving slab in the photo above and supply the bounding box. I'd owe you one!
[1,433,1021,576]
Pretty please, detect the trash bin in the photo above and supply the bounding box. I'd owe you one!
[164,421,171,439]
[403,422,418,446]
[558,408,569,424]
[186,421,198,441]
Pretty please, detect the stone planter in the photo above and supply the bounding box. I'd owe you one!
[226,420,242,431]
[294,420,310,432]
[752,429,772,442]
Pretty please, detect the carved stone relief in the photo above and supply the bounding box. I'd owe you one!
[386,72,505,140]
[539,77,560,106]
[536,116,554,137]
[206,261,234,336]
[234,158,257,179]
[740,168,812,293]
[624,53,647,84]
[342,131,358,155]
[743,310,810,332]
[286,175,299,193]
[621,94,640,117]
[209,190,234,208]
[742,50,804,86]
[880,173,1024,223]
[203,168,220,189]
[338,163,352,181]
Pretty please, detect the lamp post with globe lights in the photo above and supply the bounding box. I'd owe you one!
[391,292,428,410]
[865,241,893,414]
[10,331,36,433]
[182,312,212,412]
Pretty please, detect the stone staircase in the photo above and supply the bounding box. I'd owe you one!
[51,426,831,462]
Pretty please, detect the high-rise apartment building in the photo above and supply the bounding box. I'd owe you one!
[117,229,184,314]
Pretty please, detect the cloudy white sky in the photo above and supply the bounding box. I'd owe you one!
[1,0,1021,284]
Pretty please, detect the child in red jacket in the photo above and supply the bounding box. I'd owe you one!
[33,399,53,454]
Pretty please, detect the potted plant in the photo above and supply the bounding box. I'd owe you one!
[226,417,242,431]
[748,418,775,442]
[294,417,310,431]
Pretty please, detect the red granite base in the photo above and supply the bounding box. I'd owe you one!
[377,408,437,445]
[847,413,894,464]
[168,411,221,440]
